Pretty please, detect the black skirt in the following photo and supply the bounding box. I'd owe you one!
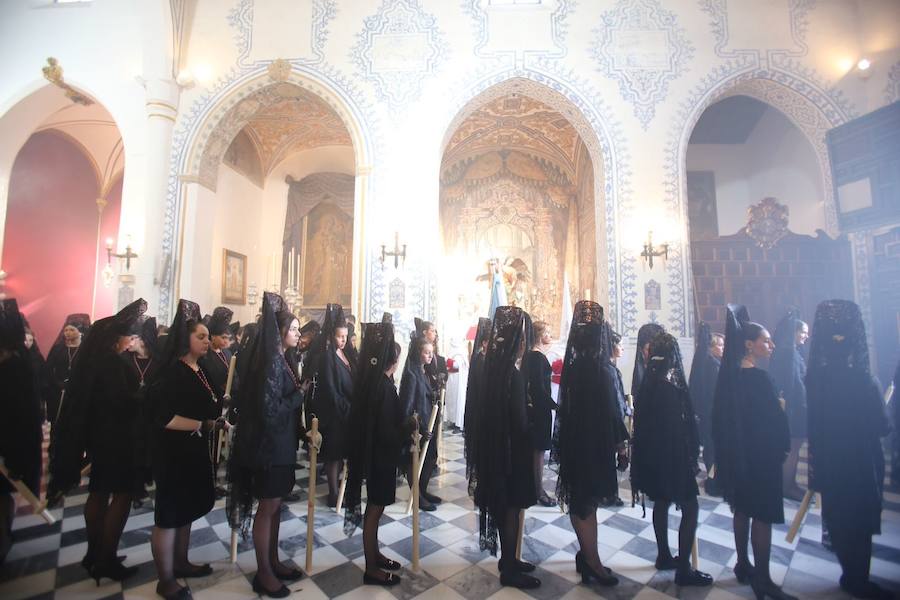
[89,456,134,494]
[153,433,215,528]
[366,462,398,506]
[251,465,296,499]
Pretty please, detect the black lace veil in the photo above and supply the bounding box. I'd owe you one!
[343,322,396,535]
[464,317,492,486]
[807,300,869,374]
[632,322,666,397]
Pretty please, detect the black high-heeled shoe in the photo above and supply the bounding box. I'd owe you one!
[274,566,305,581]
[498,557,536,573]
[675,568,714,587]
[750,575,798,600]
[733,561,754,584]
[499,570,541,589]
[156,583,192,599]
[251,574,290,598]
[91,562,139,586]
[81,553,126,574]
[575,551,618,586]
[173,564,212,578]
[654,554,679,570]
[363,571,402,586]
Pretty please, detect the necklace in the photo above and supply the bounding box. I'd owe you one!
[133,354,153,387]
[214,349,229,368]
[183,359,217,404]
[66,346,79,371]
[284,355,301,390]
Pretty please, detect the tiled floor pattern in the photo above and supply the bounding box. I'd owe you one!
[2,427,899,599]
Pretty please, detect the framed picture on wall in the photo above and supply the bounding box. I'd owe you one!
[222,249,247,305]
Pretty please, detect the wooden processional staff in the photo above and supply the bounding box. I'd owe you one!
[410,413,421,572]
[0,460,55,525]
[306,416,322,573]
[216,355,237,464]
[405,401,442,514]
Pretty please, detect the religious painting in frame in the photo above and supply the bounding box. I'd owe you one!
[687,171,719,240]
[222,249,247,305]
[299,202,353,308]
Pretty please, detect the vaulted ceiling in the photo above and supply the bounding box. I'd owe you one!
[443,94,583,180]
[223,83,351,183]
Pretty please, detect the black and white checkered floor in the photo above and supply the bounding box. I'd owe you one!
[3,427,900,599]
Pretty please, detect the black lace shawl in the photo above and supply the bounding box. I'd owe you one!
[0,299,43,493]
[770,309,806,416]
[47,299,146,504]
[205,306,234,337]
[227,292,290,536]
[631,332,700,503]
[49,313,92,349]
[805,300,887,532]
[304,304,344,408]
[464,317,492,489]
[551,301,625,516]
[688,322,719,422]
[471,306,529,554]
[632,323,666,398]
[343,322,396,535]
[711,304,752,508]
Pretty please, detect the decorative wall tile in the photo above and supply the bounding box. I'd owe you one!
[228,0,338,67]
[351,0,449,111]
[590,0,694,129]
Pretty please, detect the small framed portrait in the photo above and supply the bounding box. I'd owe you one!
[222,249,247,305]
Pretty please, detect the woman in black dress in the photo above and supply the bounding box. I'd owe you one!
[399,334,437,510]
[524,320,556,506]
[631,332,712,586]
[43,313,91,425]
[471,306,540,589]
[464,317,491,492]
[150,300,223,600]
[125,316,160,509]
[631,322,665,401]
[307,304,354,507]
[344,322,415,586]
[0,299,43,566]
[806,300,891,600]
[689,322,723,497]
[553,302,624,588]
[228,292,305,598]
[713,304,793,600]
[47,299,146,584]
[770,310,808,501]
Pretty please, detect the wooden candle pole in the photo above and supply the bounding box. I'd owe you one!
[406,403,441,514]
[335,462,348,513]
[515,509,525,560]
[411,413,421,572]
[692,539,699,570]
[217,354,237,464]
[786,489,814,543]
[0,460,55,525]
[306,417,321,573]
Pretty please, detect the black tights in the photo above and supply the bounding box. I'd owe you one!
[533,450,547,498]
[253,497,292,591]
[570,508,608,572]
[734,511,773,581]
[652,497,699,572]
[325,460,342,501]
[151,524,198,595]
[84,491,132,567]
[363,504,390,579]
[497,507,522,568]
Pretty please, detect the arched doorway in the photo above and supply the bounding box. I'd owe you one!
[683,89,852,335]
[0,85,125,348]
[166,70,369,323]
[439,78,606,341]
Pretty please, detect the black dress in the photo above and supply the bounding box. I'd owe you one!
[731,367,790,523]
[152,361,218,528]
[808,366,887,538]
[689,351,720,470]
[317,350,353,460]
[44,344,78,424]
[631,377,700,504]
[525,350,554,451]
[246,355,302,499]
[771,346,807,438]
[366,374,406,505]
[199,347,236,410]
[506,369,537,508]
[86,349,140,493]
[0,353,43,496]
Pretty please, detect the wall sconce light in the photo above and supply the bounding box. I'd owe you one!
[380,232,407,269]
[107,237,138,270]
[640,231,668,269]
[247,282,259,306]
